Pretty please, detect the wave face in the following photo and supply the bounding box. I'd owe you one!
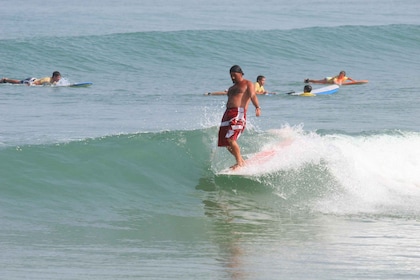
[2,127,419,222]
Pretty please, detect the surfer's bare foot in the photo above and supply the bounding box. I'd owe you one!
[230,164,241,170]
[230,159,245,170]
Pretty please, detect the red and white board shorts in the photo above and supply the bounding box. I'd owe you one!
[218,107,246,147]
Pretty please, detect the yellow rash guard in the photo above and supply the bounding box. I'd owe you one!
[254,82,265,94]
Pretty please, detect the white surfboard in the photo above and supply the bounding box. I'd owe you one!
[219,139,294,176]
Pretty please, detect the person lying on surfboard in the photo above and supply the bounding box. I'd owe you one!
[1,71,61,86]
[218,65,261,170]
[304,70,356,85]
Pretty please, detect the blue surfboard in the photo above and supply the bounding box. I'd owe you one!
[68,82,93,87]
[289,85,339,96]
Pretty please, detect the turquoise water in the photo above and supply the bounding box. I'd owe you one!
[1,1,420,279]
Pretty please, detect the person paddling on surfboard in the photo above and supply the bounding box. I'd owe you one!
[304,70,356,85]
[218,65,261,170]
[1,71,61,86]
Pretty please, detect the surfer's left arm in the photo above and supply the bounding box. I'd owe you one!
[250,90,261,117]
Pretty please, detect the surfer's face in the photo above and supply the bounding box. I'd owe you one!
[52,75,61,82]
[230,72,241,83]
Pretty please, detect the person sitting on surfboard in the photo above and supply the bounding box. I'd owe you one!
[300,85,315,96]
[254,75,268,94]
[304,71,356,85]
[218,65,261,170]
[1,71,61,86]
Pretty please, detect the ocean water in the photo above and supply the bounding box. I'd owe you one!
[1,0,420,279]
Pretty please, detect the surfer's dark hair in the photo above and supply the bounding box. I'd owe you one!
[256,75,265,82]
[52,71,61,77]
[304,85,312,92]
[230,65,244,75]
